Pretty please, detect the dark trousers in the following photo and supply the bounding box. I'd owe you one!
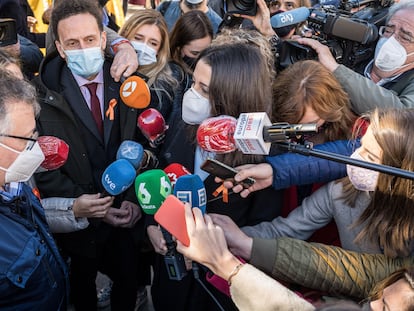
[151,254,238,311]
[69,228,140,311]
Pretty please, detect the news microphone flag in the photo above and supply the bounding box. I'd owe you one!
[101,159,136,196]
[120,75,151,109]
[270,7,310,28]
[233,112,272,155]
[135,169,172,215]
[173,174,207,214]
[164,163,192,188]
[116,140,145,170]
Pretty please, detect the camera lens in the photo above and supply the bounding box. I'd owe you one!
[233,0,255,11]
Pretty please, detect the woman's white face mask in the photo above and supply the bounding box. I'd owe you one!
[182,87,211,125]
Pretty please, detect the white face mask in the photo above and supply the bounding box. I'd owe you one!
[374,36,414,72]
[346,150,379,192]
[182,87,211,125]
[131,41,157,66]
[0,142,45,183]
[64,46,104,78]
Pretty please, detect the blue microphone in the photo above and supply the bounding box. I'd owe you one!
[173,174,207,214]
[101,159,136,196]
[116,140,145,170]
[270,7,310,28]
[173,174,207,280]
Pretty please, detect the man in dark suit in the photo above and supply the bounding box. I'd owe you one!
[33,0,143,310]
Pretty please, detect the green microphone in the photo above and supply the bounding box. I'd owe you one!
[135,169,187,281]
[135,169,172,215]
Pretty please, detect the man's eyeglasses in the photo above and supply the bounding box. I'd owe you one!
[379,25,414,44]
[0,130,39,150]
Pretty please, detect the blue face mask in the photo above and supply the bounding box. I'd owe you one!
[63,45,104,78]
[131,41,157,66]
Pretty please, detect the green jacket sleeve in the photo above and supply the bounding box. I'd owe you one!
[250,237,414,299]
[333,65,414,114]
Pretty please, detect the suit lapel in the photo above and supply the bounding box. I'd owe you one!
[61,66,103,142]
[103,62,120,146]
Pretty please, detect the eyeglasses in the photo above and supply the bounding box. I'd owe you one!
[0,130,39,150]
[378,25,414,44]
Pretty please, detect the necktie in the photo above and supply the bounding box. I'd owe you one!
[85,83,103,136]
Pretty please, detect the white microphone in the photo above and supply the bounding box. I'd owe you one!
[233,112,318,155]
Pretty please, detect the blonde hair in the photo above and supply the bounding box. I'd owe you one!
[119,9,176,89]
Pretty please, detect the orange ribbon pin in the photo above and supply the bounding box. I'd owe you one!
[105,98,117,121]
[212,183,229,203]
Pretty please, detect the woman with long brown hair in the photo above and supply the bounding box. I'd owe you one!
[151,42,284,311]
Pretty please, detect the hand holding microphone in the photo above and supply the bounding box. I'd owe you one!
[72,193,114,218]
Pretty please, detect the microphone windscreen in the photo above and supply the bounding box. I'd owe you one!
[38,136,69,170]
[135,169,172,215]
[174,174,207,214]
[120,76,151,109]
[270,7,310,28]
[101,159,136,196]
[197,116,237,154]
[137,108,167,145]
[116,140,144,169]
[164,163,192,188]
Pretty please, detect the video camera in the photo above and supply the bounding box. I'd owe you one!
[278,0,392,71]
[0,19,18,47]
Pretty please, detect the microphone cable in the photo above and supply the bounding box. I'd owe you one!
[192,263,225,311]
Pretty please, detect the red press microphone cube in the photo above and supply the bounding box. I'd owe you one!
[38,136,70,170]
[197,116,237,154]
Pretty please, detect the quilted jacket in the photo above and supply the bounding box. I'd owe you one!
[250,237,414,300]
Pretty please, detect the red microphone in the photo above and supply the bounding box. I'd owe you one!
[197,116,237,154]
[120,76,151,109]
[137,108,168,148]
[37,136,70,171]
[164,163,192,188]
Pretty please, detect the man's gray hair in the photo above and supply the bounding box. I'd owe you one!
[0,71,40,135]
[387,0,414,22]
